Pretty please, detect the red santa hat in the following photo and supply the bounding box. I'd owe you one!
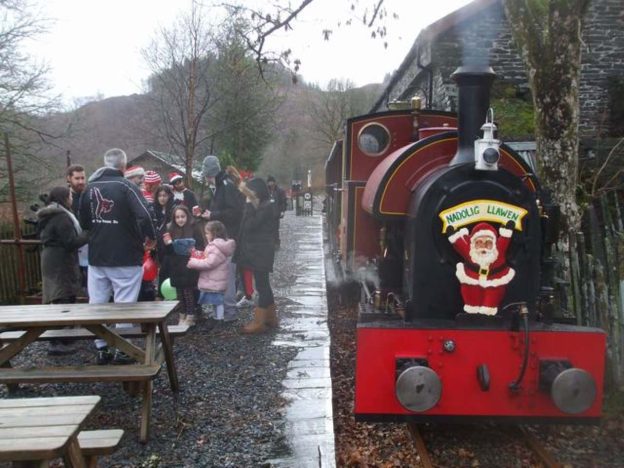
[169,172,183,184]
[470,223,497,242]
[124,165,145,179]
[144,170,162,185]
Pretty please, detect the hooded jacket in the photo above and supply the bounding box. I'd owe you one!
[234,177,277,272]
[187,238,236,292]
[79,167,156,267]
[37,203,89,302]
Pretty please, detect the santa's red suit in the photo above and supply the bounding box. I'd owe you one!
[448,222,515,315]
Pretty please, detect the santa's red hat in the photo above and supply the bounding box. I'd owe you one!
[470,223,497,241]
[168,172,183,184]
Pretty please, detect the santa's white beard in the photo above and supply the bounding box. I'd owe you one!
[470,246,498,268]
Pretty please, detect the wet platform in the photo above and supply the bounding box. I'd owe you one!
[269,212,336,467]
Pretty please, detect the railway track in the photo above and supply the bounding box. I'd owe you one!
[407,423,434,468]
[406,422,563,468]
[515,426,563,468]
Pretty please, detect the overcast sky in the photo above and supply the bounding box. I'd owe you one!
[26,0,473,106]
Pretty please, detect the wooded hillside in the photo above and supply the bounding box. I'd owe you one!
[15,79,381,202]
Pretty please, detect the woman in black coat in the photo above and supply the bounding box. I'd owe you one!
[37,186,89,355]
[235,177,278,334]
[37,186,89,304]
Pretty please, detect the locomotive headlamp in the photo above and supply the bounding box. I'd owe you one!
[474,108,501,171]
[482,147,500,165]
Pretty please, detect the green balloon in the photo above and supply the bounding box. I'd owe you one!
[161,278,177,300]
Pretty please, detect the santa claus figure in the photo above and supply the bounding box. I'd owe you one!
[447,222,515,315]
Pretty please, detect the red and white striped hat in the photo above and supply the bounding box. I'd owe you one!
[144,170,162,184]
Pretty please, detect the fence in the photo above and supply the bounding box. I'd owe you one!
[0,224,41,304]
[562,192,624,389]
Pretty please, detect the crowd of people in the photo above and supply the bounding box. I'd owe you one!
[36,148,288,361]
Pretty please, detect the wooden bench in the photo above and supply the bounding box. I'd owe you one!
[0,324,189,343]
[0,364,161,384]
[78,429,124,468]
[0,301,182,443]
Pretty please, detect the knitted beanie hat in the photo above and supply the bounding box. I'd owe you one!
[144,170,162,185]
[124,166,145,179]
[202,155,221,178]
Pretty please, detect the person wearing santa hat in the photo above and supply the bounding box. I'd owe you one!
[447,221,515,315]
[143,171,162,204]
[124,165,145,187]
[125,166,157,206]
[169,172,198,210]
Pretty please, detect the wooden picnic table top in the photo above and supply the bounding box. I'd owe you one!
[0,395,100,462]
[0,301,178,327]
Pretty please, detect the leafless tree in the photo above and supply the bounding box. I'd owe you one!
[0,0,63,202]
[214,0,390,80]
[142,0,217,185]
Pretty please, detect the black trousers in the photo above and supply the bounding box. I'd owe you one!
[253,270,274,308]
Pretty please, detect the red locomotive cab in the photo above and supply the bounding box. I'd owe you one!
[418,125,455,140]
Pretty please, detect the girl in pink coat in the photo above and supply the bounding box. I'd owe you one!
[187,221,236,321]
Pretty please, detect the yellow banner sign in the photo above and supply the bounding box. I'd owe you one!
[439,199,527,233]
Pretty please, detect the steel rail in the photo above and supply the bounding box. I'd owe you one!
[518,426,562,468]
[407,422,434,468]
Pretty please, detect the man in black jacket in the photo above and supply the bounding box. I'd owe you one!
[199,155,245,321]
[66,164,86,215]
[66,164,89,287]
[79,148,156,363]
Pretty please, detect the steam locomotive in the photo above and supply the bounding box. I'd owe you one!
[324,65,605,423]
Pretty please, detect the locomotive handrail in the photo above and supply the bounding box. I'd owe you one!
[509,303,530,392]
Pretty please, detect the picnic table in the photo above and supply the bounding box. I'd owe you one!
[0,395,104,467]
[0,301,181,442]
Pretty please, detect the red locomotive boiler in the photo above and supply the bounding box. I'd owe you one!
[324,64,605,423]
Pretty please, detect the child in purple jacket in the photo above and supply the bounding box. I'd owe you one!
[187,221,236,321]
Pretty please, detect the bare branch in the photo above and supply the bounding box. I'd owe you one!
[367,0,384,27]
[590,137,624,198]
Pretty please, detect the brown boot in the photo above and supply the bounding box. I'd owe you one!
[265,304,278,328]
[241,307,269,334]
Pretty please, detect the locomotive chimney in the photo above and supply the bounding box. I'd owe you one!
[449,65,496,166]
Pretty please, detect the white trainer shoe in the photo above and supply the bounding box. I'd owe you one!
[236,296,254,308]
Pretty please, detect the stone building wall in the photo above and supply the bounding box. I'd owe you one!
[377,0,624,138]
[579,0,624,136]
